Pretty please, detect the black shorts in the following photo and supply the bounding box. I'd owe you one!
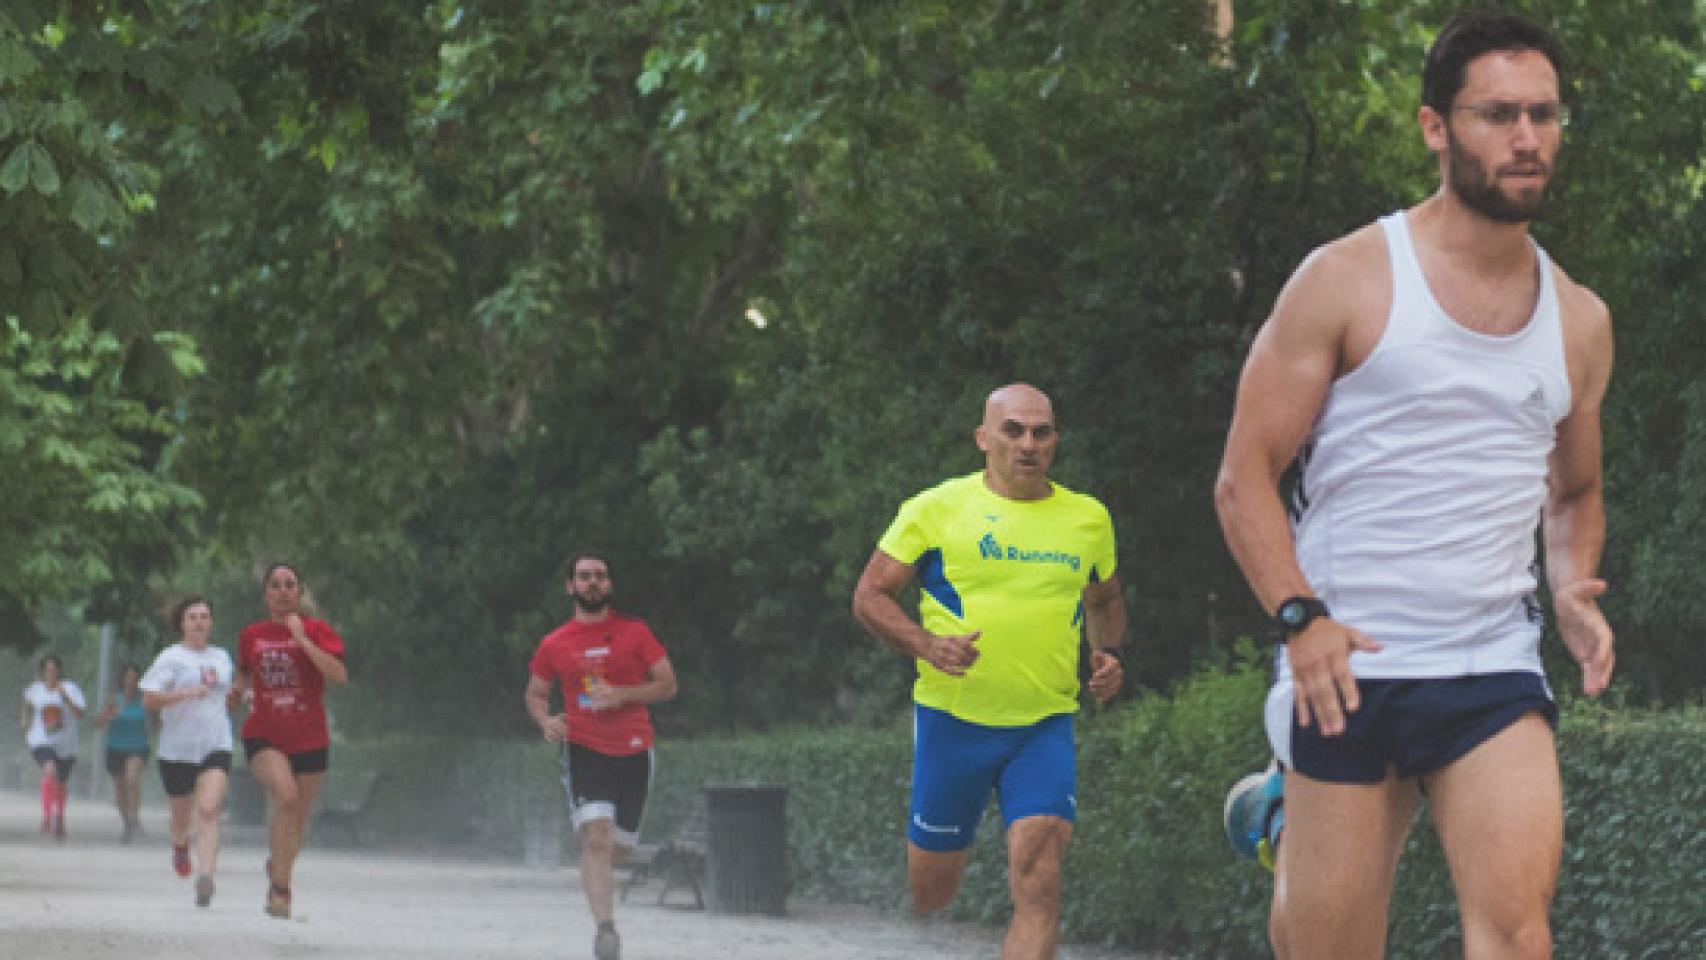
[560,742,652,845]
[105,748,150,777]
[1289,671,1557,783]
[31,747,76,782]
[243,738,330,775]
[159,752,233,797]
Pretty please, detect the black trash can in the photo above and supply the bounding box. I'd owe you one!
[703,785,788,916]
[229,764,265,826]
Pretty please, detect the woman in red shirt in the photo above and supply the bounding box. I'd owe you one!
[237,563,347,919]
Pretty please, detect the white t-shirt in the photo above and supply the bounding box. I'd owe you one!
[140,644,235,763]
[23,680,85,756]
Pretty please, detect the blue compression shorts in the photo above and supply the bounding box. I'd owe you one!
[908,703,1076,852]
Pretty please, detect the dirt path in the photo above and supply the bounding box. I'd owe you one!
[0,788,1160,959]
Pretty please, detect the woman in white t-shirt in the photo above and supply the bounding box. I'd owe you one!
[20,653,86,840]
[141,596,236,908]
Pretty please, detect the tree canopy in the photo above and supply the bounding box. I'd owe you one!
[5,0,1705,731]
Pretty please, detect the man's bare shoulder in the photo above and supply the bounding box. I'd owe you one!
[1272,222,1391,331]
[1551,262,1613,338]
[1549,261,1614,402]
[1289,225,1385,289]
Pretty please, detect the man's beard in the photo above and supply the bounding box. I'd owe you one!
[1447,129,1551,224]
[574,593,610,614]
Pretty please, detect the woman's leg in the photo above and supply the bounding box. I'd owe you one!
[248,749,299,886]
[37,758,56,830]
[167,789,194,876]
[49,757,71,832]
[192,768,229,877]
[273,770,325,887]
[123,755,146,832]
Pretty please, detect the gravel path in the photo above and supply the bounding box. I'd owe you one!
[0,788,1159,959]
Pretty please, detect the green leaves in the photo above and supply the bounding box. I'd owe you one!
[0,140,30,193]
[0,2,222,628]
[179,74,241,117]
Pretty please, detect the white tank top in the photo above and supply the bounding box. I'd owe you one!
[1279,211,1571,681]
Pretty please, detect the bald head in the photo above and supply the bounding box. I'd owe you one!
[982,383,1053,429]
[976,383,1058,500]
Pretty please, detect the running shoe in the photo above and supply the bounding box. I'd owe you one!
[264,884,291,919]
[172,841,192,878]
[1223,764,1284,871]
[593,922,621,960]
[194,875,215,908]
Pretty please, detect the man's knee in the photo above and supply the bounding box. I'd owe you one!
[909,872,959,915]
[580,821,617,860]
[1468,913,1551,960]
[1005,818,1069,912]
[907,846,969,915]
[1007,835,1064,904]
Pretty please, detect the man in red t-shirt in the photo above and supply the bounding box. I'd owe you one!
[524,553,677,960]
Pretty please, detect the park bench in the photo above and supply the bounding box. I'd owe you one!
[619,795,706,909]
[313,769,387,847]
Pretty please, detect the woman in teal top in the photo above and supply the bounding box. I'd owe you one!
[97,663,151,842]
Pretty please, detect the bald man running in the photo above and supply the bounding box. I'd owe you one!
[852,384,1127,960]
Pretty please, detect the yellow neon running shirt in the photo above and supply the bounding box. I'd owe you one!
[878,472,1118,727]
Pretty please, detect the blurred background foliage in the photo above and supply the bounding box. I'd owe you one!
[2,0,1704,737]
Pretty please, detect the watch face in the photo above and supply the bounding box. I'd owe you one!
[1278,601,1307,628]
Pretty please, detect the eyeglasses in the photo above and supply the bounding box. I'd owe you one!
[1454,101,1569,129]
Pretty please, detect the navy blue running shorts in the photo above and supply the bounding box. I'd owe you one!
[1285,671,1556,784]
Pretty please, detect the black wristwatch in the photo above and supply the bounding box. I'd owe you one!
[1273,596,1331,642]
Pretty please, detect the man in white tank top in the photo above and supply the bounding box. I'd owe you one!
[1214,10,1614,959]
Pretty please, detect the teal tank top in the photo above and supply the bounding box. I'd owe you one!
[105,697,150,752]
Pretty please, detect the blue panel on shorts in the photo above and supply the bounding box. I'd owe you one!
[1290,671,1556,783]
[908,704,1075,852]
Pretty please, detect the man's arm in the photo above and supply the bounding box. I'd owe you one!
[851,549,979,676]
[1214,239,1382,737]
[587,658,678,710]
[1083,575,1127,702]
[1544,284,1615,696]
[524,675,565,742]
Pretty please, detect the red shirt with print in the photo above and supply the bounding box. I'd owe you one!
[239,617,346,754]
[528,613,667,756]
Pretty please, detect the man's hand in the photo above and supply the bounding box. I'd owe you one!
[1288,619,1382,737]
[1555,578,1614,696]
[537,714,568,743]
[585,679,625,711]
[1087,650,1123,703]
[918,631,981,676]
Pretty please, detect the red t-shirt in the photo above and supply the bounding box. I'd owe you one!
[238,617,346,754]
[528,613,667,756]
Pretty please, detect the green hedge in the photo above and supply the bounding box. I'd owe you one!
[329,667,1706,958]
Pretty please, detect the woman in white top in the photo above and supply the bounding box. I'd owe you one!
[141,596,236,908]
[20,653,86,840]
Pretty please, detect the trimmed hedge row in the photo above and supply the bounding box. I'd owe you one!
[331,666,1705,958]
